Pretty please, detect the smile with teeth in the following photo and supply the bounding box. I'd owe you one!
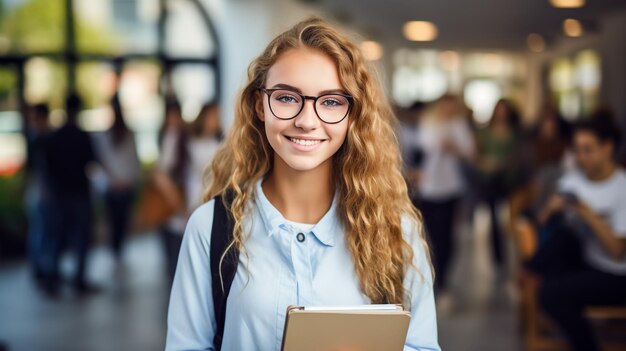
[288,137,323,146]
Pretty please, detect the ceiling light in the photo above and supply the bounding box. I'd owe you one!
[527,33,546,53]
[563,18,583,37]
[360,41,383,61]
[549,0,585,8]
[403,21,438,42]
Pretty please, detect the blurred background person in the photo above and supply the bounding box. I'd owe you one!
[186,102,223,211]
[524,118,626,351]
[530,105,571,173]
[415,95,476,311]
[397,101,426,208]
[512,105,572,241]
[476,99,524,277]
[589,107,624,166]
[589,107,626,169]
[92,94,141,262]
[23,103,51,284]
[457,105,481,234]
[153,99,190,278]
[40,94,98,296]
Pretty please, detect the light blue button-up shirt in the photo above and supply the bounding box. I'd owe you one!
[166,180,440,350]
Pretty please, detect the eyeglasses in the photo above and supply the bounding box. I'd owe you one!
[260,88,353,124]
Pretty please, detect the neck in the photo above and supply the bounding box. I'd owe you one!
[262,157,335,224]
[587,162,616,182]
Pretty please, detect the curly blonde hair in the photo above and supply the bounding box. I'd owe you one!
[204,17,431,304]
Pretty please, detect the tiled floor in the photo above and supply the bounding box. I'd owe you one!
[0,206,522,351]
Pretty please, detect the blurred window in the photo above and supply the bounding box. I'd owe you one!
[119,60,163,164]
[0,0,65,53]
[171,64,216,122]
[75,0,160,54]
[0,0,220,170]
[165,0,215,58]
[549,49,601,120]
[0,67,22,177]
[464,79,502,124]
[392,49,449,106]
[24,57,68,110]
[391,49,526,118]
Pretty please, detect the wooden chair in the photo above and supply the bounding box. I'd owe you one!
[521,279,626,351]
[510,195,626,351]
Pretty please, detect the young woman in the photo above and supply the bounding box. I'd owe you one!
[416,95,475,305]
[187,102,223,210]
[93,95,141,260]
[155,99,190,278]
[476,99,523,271]
[166,18,439,351]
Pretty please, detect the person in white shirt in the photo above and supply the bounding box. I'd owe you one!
[93,95,141,260]
[526,118,626,351]
[416,95,475,298]
[154,99,190,278]
[186,102,223,210]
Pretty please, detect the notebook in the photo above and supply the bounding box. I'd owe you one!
[280,304,411,351]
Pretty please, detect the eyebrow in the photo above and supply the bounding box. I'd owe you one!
[270,83,349,96]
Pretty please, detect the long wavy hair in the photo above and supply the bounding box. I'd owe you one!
[204,17,431,304]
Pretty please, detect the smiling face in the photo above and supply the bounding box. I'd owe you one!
[257,48,350,173]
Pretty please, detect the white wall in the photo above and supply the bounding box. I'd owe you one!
[201,0,326,130]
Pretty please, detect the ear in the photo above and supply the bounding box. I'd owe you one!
[255,92,265,122]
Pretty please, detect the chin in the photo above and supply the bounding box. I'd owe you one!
[274,149,333,172]
[282,158,325,172]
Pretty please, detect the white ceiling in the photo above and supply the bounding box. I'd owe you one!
[313,0,626,51]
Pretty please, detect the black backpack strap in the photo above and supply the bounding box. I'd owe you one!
[210,191,239,351]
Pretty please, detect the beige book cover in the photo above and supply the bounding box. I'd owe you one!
[281,304,411,351]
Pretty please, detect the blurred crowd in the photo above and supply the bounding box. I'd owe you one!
[21,94,223,297]
[397,95,626,351]
[12,89,626,351]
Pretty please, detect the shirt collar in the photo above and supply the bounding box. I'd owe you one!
[255,179,340,247]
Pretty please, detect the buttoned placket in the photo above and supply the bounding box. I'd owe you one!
[287,226,314,307]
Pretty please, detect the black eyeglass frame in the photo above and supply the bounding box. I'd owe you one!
[259,88,354,124]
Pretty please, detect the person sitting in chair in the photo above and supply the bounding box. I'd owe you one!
[525,118,626,351]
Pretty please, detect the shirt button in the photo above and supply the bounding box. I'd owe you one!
[296,232,306,243]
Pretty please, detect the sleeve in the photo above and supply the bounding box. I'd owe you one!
[402,217,442,351]
[557,170,581,192]
[415,124,437,153]
[610,180,626,237]
[129,135,142,182]
[454,121,476,160]
[165,200,217,351]
[159,134,175,173]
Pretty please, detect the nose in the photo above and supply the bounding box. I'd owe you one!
[294,99,319,131]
